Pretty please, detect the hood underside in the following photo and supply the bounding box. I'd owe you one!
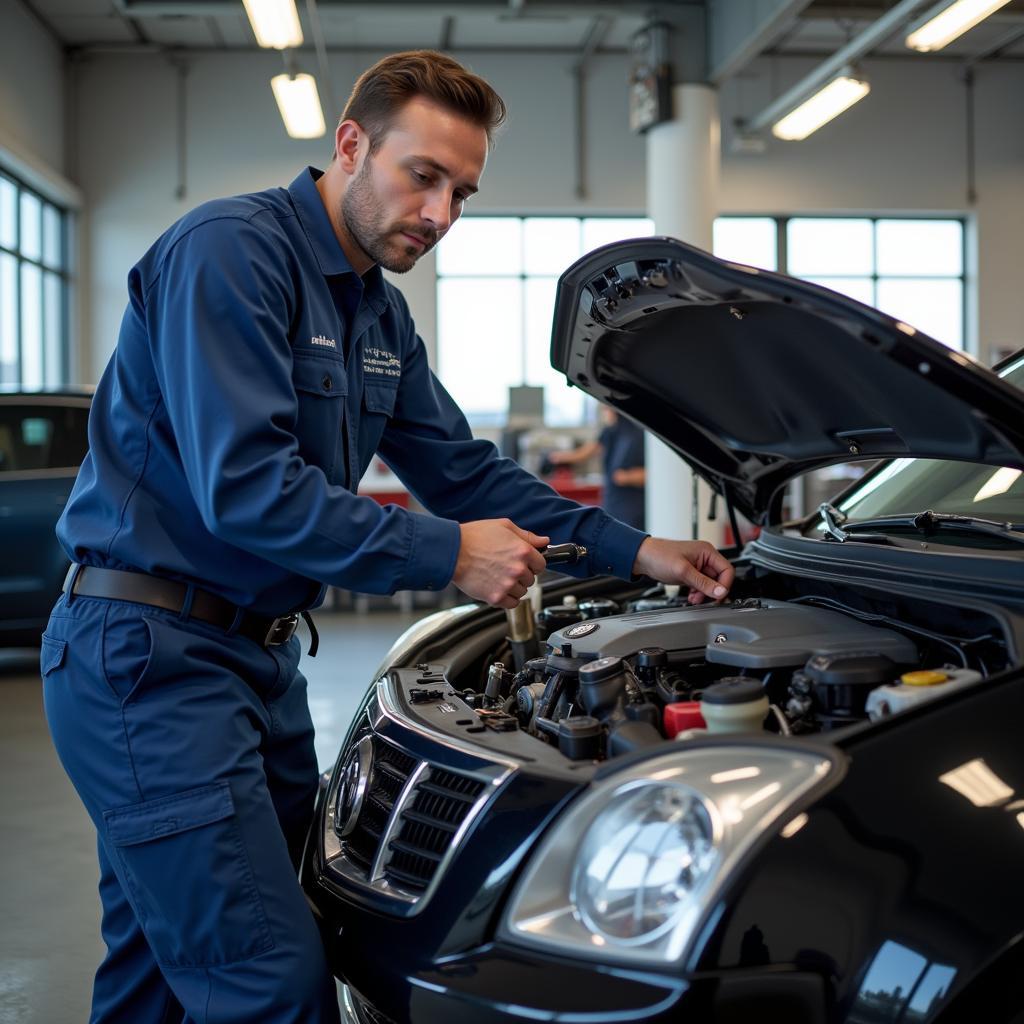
[549,238,1024,524]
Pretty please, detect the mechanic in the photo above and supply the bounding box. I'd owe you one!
[549,407,647,530]
[41,50,734,1024]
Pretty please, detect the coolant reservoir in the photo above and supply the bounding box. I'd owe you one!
[865,667,982,720]
[699,678,770,733]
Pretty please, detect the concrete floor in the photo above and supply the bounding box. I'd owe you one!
[0,609,420,1024]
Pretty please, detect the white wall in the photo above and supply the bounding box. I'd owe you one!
[0,0,65,176]
[75,49,639,381]
[74,48,1024,381]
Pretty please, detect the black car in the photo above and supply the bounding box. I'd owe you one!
[0,388,90,647]
[301,239,1024,1024]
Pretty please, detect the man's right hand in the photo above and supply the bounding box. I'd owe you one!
[453,519,549,609]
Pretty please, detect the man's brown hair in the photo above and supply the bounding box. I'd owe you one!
[341,50,507,152]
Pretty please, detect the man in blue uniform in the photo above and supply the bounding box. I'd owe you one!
[550,408,647,529]
[42,51,734,1023]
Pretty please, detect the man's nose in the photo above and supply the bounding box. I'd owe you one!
[421,190,453,233]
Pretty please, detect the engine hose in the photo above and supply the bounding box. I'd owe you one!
[769,704,792,735]
[537,672,567,723]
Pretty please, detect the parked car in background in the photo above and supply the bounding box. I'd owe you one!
[0,389,90,647]
[302,238,1024,1024]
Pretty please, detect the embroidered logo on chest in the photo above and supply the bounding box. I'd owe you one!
[311,334,337,349]
[363,346,401,379]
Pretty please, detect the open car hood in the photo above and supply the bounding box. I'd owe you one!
[550,237,1024,524]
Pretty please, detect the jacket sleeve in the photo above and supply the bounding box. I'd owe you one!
[376,295,648,581]
[144,214,461,595]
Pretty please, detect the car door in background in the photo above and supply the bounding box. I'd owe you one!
[0,393,90,646]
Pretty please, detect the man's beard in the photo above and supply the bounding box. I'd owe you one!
[341,158,438,274]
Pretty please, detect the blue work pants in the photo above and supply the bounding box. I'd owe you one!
[41,591,341,1024]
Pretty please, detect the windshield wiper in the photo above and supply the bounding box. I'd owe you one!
[839,509,1024,547]
[818,503,893,545]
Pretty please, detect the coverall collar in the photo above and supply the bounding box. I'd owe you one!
[288,166,389,315]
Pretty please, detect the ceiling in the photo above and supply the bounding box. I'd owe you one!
[19,0,1024,68]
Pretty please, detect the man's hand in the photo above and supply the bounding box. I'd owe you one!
[453,519,549,609]
[632,537,735,605]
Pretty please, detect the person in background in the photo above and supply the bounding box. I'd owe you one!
[549,407,646,530]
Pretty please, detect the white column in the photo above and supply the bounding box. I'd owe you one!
[644,82,721,543]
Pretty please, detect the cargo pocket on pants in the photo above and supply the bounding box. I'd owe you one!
[40,633,67,676]
[103,780,274,967]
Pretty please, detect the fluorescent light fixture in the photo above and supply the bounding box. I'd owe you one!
[906,0,1013,53]
[271,74,326,139]
[771,73,870,141]
[243,0,303,50]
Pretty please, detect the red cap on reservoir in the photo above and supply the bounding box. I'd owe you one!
[664,701,706,738]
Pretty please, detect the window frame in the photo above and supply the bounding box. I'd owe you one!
[0,168,72,387]
[435,214,656,427]
[745,213,968,351]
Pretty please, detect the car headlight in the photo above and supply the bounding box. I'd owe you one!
[502,742,836,966]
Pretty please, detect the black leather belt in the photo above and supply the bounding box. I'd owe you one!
[63,565,318,656]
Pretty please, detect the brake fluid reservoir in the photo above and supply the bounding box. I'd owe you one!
[865,667,982,720]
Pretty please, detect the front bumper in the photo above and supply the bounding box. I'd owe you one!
[331,946,829,1024]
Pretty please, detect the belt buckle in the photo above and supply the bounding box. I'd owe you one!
[264,614,299,647]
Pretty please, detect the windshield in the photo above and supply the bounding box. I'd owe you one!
[816,354,1024,527]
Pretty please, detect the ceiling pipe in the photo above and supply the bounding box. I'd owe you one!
[304,0,337,116]
[571,14,612,200]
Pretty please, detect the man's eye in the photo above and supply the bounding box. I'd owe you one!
[411,170,431,185]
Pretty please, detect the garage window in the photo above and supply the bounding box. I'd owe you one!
[0,172,71,387]
[436,216,654,427]
[438,214,966,427]
[713,215,966,350]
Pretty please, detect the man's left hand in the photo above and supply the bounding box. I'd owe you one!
[632,537,735,605]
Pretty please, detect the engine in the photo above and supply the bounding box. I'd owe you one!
[451,589,990,762]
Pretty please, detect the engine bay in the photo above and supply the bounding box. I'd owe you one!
[430,579,1011,763]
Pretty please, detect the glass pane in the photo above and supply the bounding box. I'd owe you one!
[524,218,582,276]
[0,403,86,472]
[581,218,654,254]
[44,271,63,385]
[524,276,584,425]
[21,263,43,386]
[0,253,17,384]
[713,217,777,270]
[787,218,873,276]
[436,217,522,275]
[42,204,63,269]
[876,219,962,276]
[804,276,875,306]
[20,191,42,262]
[0,177,15,250]
[876,278,963,349]
[437,277,523,421]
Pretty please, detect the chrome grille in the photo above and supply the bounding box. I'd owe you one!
[383,768,487,892]
[339,739,416,870]
[322,686,513,910]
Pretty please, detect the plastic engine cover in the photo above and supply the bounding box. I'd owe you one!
[546,599,918,669]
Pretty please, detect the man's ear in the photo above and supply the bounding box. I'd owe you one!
[336,119,363,175]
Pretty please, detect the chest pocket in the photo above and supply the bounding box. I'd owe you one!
[292,353,347,484]
[357,379,399,476]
